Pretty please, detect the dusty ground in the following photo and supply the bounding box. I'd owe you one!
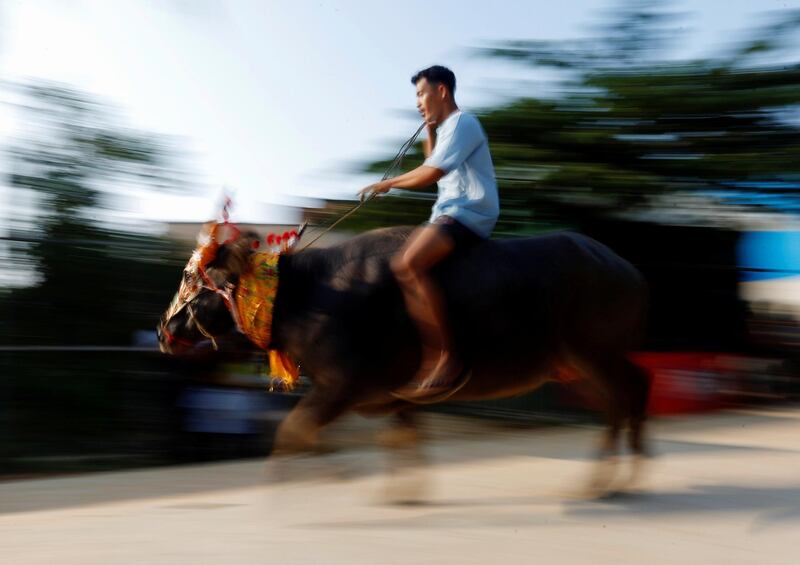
[2,407,800,564]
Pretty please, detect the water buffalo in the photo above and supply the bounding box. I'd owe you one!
[159,224,650,495]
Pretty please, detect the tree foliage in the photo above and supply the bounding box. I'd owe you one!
[1,82,186,345]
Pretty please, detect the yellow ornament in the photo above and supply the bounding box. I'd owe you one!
[235,252,299,389]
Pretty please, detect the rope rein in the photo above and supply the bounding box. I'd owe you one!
[299,121,427,251]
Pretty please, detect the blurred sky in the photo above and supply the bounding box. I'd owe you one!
[0,0,794,225]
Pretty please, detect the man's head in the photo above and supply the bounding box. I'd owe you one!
[411,65,457,126]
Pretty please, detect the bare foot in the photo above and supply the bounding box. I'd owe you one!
[416,352,462,391]
[392,351,466,401]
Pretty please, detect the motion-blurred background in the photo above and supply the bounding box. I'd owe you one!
[2,0,800,477]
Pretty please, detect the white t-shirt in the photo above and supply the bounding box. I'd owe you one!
[423,110,499,238]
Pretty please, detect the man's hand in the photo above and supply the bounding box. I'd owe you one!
[358,180,390,202]
[423,123,437,158]
[358,166,443,202]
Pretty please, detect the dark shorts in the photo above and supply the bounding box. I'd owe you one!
[429,215,484,248]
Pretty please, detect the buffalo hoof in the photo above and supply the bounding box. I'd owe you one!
[585,455,620,498]
[378,446,431,505]
[623,454,651,493]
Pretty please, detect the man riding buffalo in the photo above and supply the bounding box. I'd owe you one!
[360,65,499,400]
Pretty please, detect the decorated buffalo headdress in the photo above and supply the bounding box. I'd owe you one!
[160,198,302,389]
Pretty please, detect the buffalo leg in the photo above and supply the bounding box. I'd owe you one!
[579,353,651,494]
[266,382,357,488]
[624,359,651,457]
[379,410,430,504]
[272,383,355,455]
[622,359,652,489]
[573,354,629,494]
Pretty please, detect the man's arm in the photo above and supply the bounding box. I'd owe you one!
[359,165,444,200]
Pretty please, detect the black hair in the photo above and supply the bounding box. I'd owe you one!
[411,65,456,95]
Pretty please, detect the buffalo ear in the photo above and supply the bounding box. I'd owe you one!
[208,236,254,276]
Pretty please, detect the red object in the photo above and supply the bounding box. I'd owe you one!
[631,352,734,415]
[557,352,739,415]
